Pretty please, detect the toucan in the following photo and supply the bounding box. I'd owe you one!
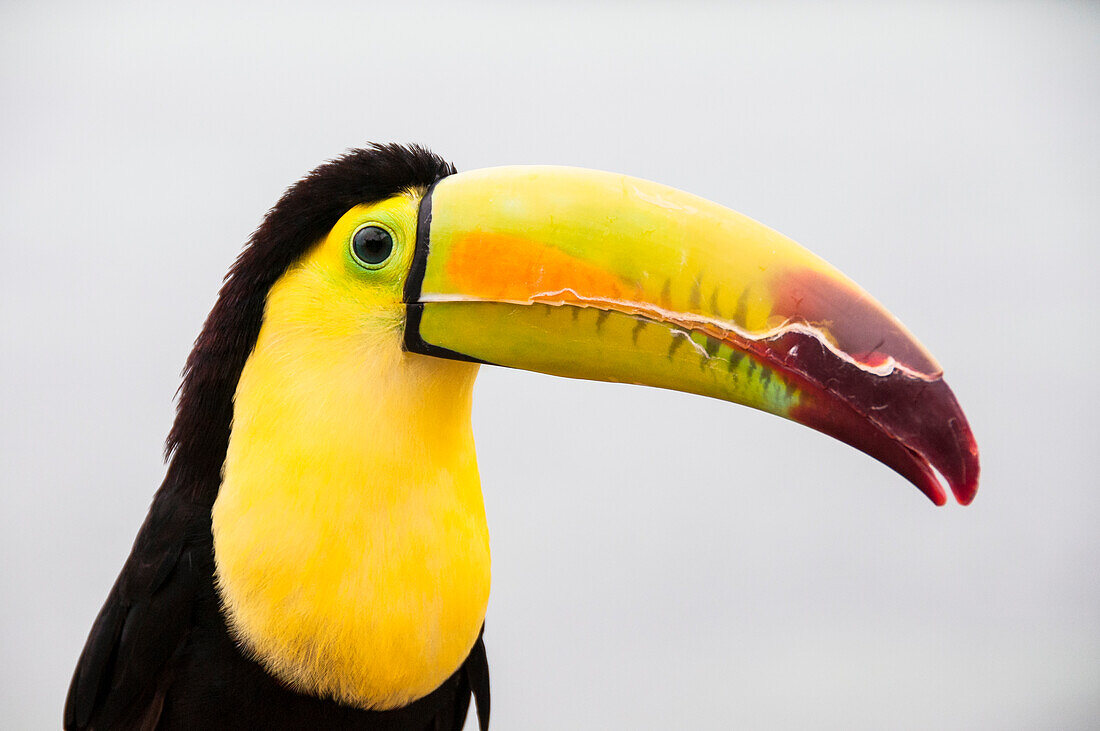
[65,144,979,729]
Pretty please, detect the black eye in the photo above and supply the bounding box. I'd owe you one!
[351,225,394,267]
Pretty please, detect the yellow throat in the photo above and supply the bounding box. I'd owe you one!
[211,194,490,710]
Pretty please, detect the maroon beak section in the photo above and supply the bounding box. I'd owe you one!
[771,268,943,379]
[747,329,979,505]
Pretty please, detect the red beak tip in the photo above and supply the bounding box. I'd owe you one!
[947,440,981,506]
[922,481,949,507]
[950,475,980,506]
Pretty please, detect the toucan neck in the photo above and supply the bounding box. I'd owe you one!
[225,323,480,504]
[210,272,489,710]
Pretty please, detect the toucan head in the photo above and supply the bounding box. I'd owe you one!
[175,144,978,507]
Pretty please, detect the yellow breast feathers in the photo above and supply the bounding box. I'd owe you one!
[212,197,490,710]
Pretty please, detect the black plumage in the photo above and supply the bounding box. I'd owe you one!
[64,145,488,730]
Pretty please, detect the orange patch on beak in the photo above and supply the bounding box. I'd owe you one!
[444,233,628,304]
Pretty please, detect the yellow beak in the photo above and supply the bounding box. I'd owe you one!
[404,166,979,505]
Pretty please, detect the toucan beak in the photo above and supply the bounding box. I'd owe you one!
[403,166,979,505]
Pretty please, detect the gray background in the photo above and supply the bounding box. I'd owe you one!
[3,2,1097,728]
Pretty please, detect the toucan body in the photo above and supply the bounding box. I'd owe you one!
[65,145,978,729]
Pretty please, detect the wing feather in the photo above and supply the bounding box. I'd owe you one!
[65,490,207,730]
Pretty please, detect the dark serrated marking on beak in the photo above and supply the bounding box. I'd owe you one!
[689,276,702,311]
[709,287,722,318]
[733,286,751,325]
[668,331,687,359]
[660,279,672,309]
[727,350,744,372]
